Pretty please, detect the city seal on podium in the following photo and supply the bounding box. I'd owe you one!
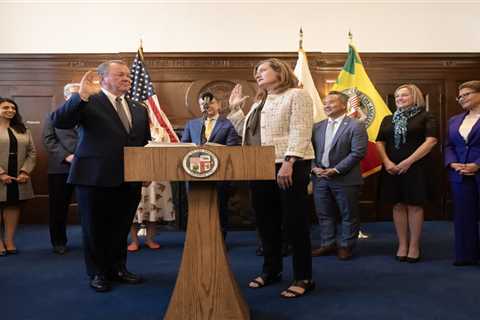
[182,148,219,178]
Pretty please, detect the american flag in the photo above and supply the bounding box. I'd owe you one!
[347,94,360,117]
[128,47,179,143]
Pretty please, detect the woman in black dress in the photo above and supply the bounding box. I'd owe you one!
[0,97,36,256]
[376,84,438,263]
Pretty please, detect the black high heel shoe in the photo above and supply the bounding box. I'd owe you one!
[0,241,7,256]
[395,255,407,262]
[406,253,421,263]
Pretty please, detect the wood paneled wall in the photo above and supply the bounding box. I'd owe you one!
[1,52,479,224]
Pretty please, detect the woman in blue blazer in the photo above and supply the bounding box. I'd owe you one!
[445,80,480,266]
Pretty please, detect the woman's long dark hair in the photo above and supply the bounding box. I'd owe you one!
[0,97,26,133]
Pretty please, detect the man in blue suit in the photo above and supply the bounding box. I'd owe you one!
[51,60,151,292]
[181,92,240,237]
[311,91,368,260]
[181,92,240,146]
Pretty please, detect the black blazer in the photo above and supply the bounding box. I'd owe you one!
[42,113,78,174]
[51,92,151,187]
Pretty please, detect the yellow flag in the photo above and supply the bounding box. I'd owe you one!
[294,48,326,123]
[332,44,392,177]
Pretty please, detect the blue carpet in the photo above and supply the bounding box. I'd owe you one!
[1,222,479,320]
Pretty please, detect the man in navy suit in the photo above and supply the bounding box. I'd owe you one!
[181,92,240,146]
[310,91,368,260]
[42,83,80,255]
[181,92,240,237]
[51,60,151,292]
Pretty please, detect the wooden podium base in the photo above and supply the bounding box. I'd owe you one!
[164,182,250,320]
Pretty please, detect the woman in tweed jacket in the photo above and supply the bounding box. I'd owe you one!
[0,97,36,256]
[229,58,315,299]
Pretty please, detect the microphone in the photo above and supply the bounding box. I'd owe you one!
[201,95,211,116]
[200,95,211,144]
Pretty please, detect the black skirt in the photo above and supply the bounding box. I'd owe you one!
[2,128,20,205]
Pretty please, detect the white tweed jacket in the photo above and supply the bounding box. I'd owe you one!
[241,88,314,163]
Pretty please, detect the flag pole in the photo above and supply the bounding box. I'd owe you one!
[138,37,144,60]
[298,27,304,51]
[348,30,353,45]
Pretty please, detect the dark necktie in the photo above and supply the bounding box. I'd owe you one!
[115,96,131,133]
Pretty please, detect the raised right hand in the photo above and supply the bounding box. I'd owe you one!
[79,70,101,100]
[229,84,249,106]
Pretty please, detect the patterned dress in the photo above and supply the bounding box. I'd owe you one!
[134,126,175,223]
[134,181,175,223]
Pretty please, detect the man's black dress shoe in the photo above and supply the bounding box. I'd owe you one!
[110,268,143,284]
[90,275,111,292]
[53,245,67,255]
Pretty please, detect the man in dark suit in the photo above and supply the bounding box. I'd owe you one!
[181,92,240,237]
[311,91,368,260]
[42,83,80,255]
[51,60,151,292]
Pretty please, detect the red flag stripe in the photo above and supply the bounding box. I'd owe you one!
[146,96,179,143]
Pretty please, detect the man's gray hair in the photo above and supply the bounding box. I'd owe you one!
[97,60,128,78]
[63,83,80,99]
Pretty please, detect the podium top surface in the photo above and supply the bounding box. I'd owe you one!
[124,145,276,182]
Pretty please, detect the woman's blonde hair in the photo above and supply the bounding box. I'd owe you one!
[459,80,480,92]
[394,84,426,108]
[253,58,298,101]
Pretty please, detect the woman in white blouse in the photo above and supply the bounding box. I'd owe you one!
[229,58,315,298]
[445,80,480,266]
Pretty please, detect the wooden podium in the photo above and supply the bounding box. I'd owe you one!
[124,145,275,320]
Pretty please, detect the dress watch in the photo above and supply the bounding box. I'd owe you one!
[284,156,297,163]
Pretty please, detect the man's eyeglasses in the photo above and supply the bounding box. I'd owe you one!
[456,91,478,102]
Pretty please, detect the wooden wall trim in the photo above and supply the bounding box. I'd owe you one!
[1,52,479,224]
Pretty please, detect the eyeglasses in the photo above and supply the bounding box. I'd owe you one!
[456,91,478,102]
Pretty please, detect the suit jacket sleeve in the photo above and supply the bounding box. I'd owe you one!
[444,117,458,167]
[225,121,241,146]
[335,121,368,174]
[226,107,246,137]
[20,129,37,174]
[181,121,192,143]
[42,114,71,165]
[51,93,84,129]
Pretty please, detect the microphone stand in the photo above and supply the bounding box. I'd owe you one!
[200,96,211,145]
